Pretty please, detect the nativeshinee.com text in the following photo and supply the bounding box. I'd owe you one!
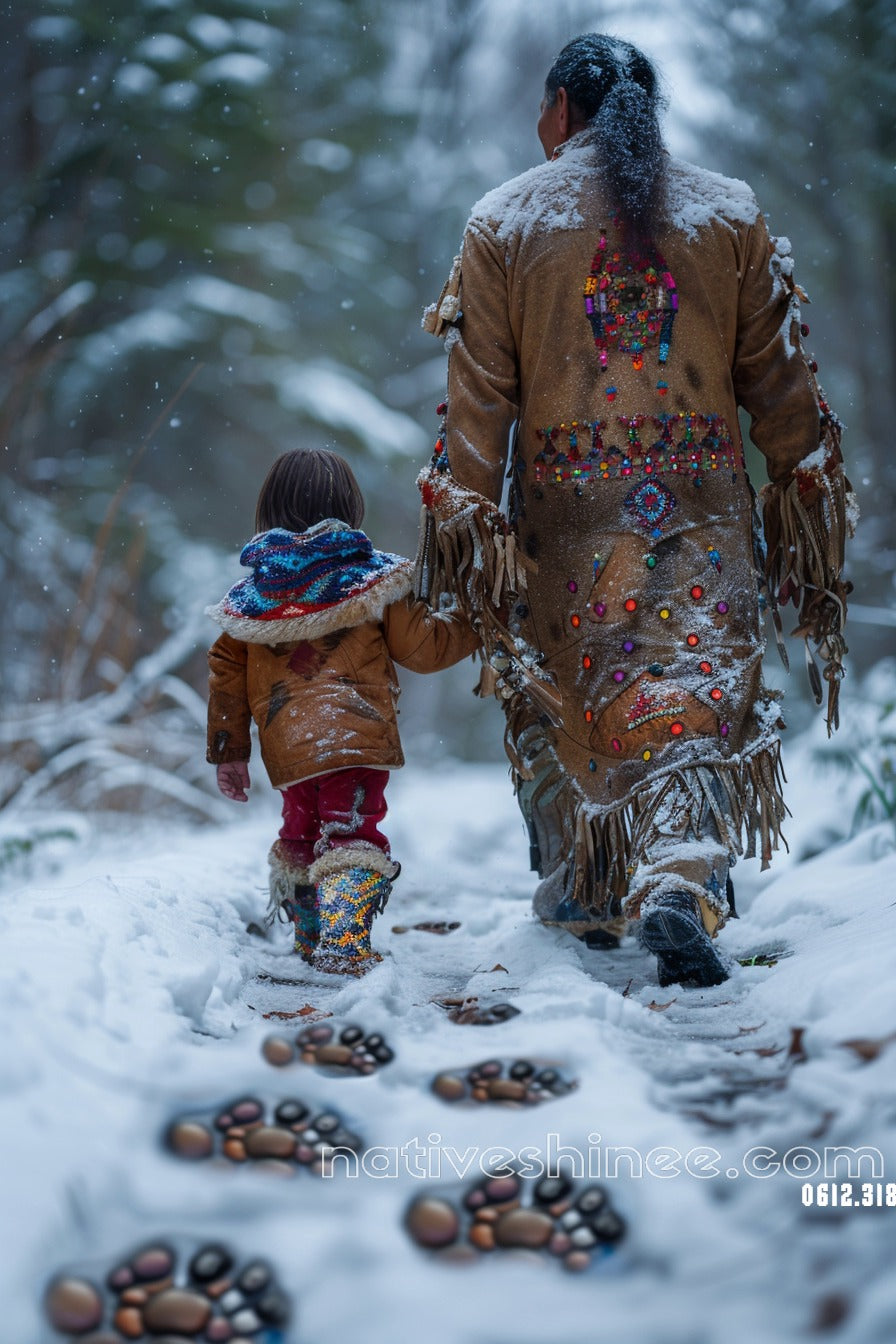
[318,1135,885,1181]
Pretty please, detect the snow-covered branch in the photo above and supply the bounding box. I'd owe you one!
[0,604,219,819]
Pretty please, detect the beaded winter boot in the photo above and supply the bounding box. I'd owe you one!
[266,841,318,960]
[307,844,398,975]
[639,890,729,988]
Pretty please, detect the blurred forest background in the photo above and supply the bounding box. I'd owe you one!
[0,0,893,824]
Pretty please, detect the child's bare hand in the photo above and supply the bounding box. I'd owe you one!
[217,761,250,801]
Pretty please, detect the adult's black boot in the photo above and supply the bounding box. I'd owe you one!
[640,891,729,988]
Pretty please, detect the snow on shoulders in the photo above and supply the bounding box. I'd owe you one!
[665,158,759,238]
[467,140,595,241]
[466,147,760,245]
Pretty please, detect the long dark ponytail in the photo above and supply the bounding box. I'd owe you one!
[544,35,667,241]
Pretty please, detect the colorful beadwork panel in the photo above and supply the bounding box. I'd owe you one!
[534,413,740,486]
[584,228,678,371]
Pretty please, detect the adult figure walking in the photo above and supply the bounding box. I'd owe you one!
[417,34,854,987]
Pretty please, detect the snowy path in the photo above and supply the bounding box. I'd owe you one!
[2,740,896,1344]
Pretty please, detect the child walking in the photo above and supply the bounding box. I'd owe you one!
[206,448,477,975]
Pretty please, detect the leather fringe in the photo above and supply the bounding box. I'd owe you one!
[414,468,562,736]
[266,840,310,927]
[561,741,789,920]
[509,701,788,924]
[761,428,857,734]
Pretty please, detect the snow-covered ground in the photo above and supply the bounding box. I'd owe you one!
[2,682,896,1344]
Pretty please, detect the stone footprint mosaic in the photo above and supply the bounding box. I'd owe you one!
[261,1021,395,1073]
[405,1170,626,1272]
[44,1240,291,1342]
[431,1057,578,1106]
[165,1095,363,1176]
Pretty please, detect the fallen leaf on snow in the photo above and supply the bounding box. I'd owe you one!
[392,921,461,935]
[810,1292,850,1333]
[259,1004,333,1022]
[647,999,676,1012]
[840,1031,896,1062]
[683,1108,739,1130]
[787,1026,807,1061]
[809,1109,836,1141]
[431,994,521,1025]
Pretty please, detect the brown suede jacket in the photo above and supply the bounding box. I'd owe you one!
[207,538,477,788]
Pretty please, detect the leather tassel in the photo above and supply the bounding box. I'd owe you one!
[771,602,790,671]
[760,434,856,733]
[805,640,824,706]
[414,466,557,723]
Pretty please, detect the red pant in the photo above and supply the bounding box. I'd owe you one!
[279,767,390,867]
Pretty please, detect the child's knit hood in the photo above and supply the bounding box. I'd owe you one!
[206,520,413,643]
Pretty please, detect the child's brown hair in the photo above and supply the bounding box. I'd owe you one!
[255,449,365,534]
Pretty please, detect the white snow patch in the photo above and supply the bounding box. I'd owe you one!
[183,274,291,331]
[231,18,283,52]
[23,280,96,345]
[264,358,428,459]
[469,143,588,241]
[158,80,200,112]
[113,63,160,97]
[198,53,272,87]
[80,308,196,367]
[797,445,829,474]
[300,138,354,173]
[214,221,314,276]
[665,158,758,237]
[133,33,194,65]
[187,13,234,51]
[767,234,803,357]
[28,16,80,42]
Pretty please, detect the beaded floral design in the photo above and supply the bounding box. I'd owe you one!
[583,227,678,371]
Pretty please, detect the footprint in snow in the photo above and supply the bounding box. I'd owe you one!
[44,1238,291,1342]
[261,1020,395,1073]
[431,1057,577,1106]
[165,1093,363,1177]
[406,1168,626,1273]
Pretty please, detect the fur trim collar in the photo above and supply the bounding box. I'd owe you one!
[206,521,414,644]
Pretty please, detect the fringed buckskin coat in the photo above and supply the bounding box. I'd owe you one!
[207,522,477,787]
[417,136,854,933]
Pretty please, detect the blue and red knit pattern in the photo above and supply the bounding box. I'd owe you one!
[217,524,407,625]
